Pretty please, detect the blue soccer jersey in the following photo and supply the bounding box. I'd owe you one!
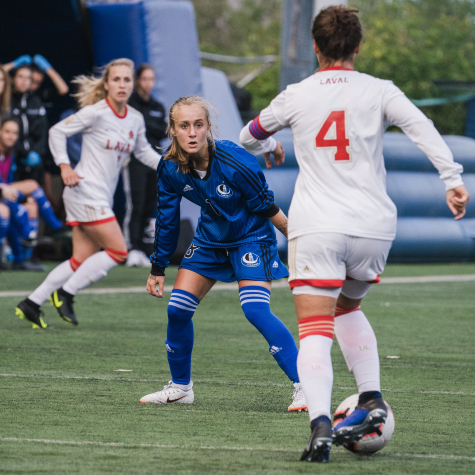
[150,140,280,272]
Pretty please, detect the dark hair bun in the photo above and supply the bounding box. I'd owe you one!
[312,6,362,62]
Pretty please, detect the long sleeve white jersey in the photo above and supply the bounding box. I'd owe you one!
[49,98,161,210]
[240,68,464,241]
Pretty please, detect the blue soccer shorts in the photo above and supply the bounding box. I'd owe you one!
[178,241,289,283]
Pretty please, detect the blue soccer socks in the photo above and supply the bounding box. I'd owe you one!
[31,187,62,230]
[166,289,200,385]
[239,286,299,383]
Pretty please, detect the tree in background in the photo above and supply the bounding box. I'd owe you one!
[195,0,475,135]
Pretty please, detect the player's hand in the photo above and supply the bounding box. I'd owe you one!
[262,141,285,169]
[12,55,32,68]
[0,184,19,201]
[447,185,469,220]
[146,274,164,298]
[33,54,52,72]
[60,163,83,187]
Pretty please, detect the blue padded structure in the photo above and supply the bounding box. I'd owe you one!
[390,218,475,262]
[201,67,243,143]
[258,130,475,261]
[88,0,202,109]
[256,130,475,172]
[387,172,475,218]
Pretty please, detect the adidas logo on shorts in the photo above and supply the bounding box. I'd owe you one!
[272,261,278,268]
[183,185,193,192]
[302,265,311,273]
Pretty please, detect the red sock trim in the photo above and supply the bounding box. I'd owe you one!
[298,315,334,340]
[105,249,128,264]
[335,305,361,317]
[69,257,82,271]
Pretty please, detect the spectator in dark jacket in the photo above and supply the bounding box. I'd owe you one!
[10,66,48,183]
[123,64,167,267]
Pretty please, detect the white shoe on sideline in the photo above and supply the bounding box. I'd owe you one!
[140,381,194,404]
[126,249,150,268]
[288,382,308,412]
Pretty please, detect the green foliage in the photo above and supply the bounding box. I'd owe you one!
[193,0,475,134]
[352,0,475,134]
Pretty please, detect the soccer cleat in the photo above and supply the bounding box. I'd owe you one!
[288,382,308,412]
[140,381,194,404]
[126,249,150,268]
[50,288,78,325]
[333,395,388,447]
[15,299,48,329]
[300,417,332,463]
[19,230,38,248]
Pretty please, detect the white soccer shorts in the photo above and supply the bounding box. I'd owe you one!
[288,233,393,299]
[64,198,116,226]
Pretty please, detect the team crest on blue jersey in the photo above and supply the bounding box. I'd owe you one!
[216,184,233,198]
[185,243,200,259]
[241,252,261,267]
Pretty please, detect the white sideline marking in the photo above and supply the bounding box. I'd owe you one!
[0,437,474,462]
[2,274,475,298]
[0,373,474,396]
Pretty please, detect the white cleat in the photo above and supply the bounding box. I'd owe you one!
[126,250,150,268]
[140,381,194,404]
[288,382,308,412]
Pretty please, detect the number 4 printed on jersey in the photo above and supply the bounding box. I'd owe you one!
[315,110,352,162]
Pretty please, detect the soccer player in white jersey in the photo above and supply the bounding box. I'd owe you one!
[15,58,161,329]
[240,6,469,463]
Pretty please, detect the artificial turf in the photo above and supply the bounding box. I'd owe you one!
[0,264,474,474]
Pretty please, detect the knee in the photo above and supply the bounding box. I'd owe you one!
[167,302,193,324]
[105,248,128,264]
[69,257,83,271]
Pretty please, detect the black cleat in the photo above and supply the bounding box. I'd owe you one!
[19,230,38,248]
[15,299,48,329]
[50,288,78,325]
[333,394,388,447]
[300,417,332,463]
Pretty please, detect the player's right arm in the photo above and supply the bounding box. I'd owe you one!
[148,162,181,298]
[239,90,289,168]
[49,106,96,187]
[383,83,469,219]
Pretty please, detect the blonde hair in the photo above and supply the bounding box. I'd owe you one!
[0,66,11,117]
[165,96,217,174]
[72,58,134,108]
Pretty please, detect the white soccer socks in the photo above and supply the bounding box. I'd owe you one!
[28,259,76,306]
[297,316,335,420]
[63,250,126,295]
[334,306,380,393]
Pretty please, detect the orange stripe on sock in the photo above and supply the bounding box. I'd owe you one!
[69,257,82,271]
[335,305,361,317]
[298,315,335,340]
[105,249,128,264]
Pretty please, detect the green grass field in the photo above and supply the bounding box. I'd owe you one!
[1,263,474,474]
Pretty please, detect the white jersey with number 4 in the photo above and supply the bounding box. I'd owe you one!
[49,98,161,213]
[240,67,463,241]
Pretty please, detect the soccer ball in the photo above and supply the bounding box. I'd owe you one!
[333,393,395,455]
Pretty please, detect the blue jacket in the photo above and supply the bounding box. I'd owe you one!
[151,140,279,272]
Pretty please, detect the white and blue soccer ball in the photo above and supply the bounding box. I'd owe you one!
[333,393,395,455]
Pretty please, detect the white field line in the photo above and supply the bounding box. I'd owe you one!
[2,274,475,298]
[0,373,474,396]
[0,437,474,462]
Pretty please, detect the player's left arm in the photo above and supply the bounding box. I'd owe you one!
[134,114,162,169]
[240,90,289,168]
[384,84,469,220]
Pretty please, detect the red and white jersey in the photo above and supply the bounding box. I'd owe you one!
[240,68,464,241]
[49,98,161,209]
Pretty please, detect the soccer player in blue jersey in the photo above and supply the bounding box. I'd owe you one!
[140,96,306,411]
